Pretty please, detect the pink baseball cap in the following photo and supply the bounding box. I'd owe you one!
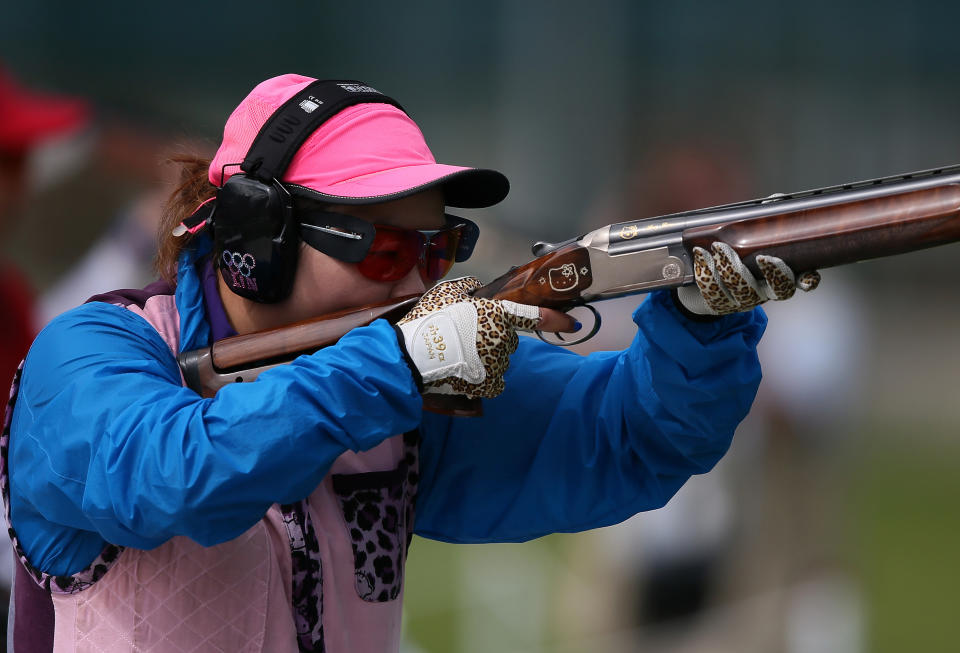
[209,74,509,208]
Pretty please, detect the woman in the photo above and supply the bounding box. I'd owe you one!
[3,74,805,652]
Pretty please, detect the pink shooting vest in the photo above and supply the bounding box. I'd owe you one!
[2,287,420,652]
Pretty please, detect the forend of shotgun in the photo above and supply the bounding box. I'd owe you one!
[475,163,960,312]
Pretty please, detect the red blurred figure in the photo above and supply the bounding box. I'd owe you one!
[0,66,89,390]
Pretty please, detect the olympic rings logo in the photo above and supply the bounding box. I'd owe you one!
[222,250,257,278]
[221,249,259,292]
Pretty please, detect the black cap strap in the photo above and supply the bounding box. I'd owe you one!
[240,80,404,183]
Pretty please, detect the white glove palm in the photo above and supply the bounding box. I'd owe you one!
[398,277,542,398]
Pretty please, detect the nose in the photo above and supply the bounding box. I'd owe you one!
[390,265,427,297]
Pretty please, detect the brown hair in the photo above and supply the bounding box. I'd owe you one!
[155,155,217,284]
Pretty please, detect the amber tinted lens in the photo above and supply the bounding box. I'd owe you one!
[353,222,466,282]
[356,227,424,281]
[421,227,463,281]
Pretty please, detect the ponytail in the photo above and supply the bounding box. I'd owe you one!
[154,155,216,285]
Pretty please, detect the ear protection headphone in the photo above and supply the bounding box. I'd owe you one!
[207,80,403,303]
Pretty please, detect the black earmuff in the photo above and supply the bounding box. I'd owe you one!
[209,80,403,303]
[211,175,298,303]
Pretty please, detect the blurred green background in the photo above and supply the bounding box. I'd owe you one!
[4,2,960,651]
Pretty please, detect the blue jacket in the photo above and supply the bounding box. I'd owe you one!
[9,241,766,576]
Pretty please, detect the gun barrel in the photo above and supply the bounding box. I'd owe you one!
[606,165,960,256]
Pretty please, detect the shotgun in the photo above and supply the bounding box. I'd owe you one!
[179,163,960,411]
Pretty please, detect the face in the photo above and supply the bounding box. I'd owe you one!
[221,187,447,334]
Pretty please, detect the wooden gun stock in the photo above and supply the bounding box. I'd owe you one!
[178,295,415,396]
[472,245,593,305]
[178,294,483,416]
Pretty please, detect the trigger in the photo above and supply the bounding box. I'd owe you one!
[535,304,602,347]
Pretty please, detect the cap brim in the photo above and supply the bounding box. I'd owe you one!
[284,164,509,209]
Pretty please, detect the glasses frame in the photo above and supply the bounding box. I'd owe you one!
[298,210,479,282]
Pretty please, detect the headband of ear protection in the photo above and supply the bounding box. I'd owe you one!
[210,80,403,303]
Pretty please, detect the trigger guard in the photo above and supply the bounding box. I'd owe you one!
[536,304,601,346]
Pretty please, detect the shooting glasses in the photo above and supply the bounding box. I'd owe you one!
[298,210,479,282]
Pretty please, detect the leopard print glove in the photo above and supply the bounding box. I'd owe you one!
[397,276,542,399]
[676,242,821,315]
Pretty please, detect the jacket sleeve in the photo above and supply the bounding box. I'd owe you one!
[9,302,422,573]
[412,289,766,543]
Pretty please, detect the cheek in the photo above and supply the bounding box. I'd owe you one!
[289,249,391,315]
